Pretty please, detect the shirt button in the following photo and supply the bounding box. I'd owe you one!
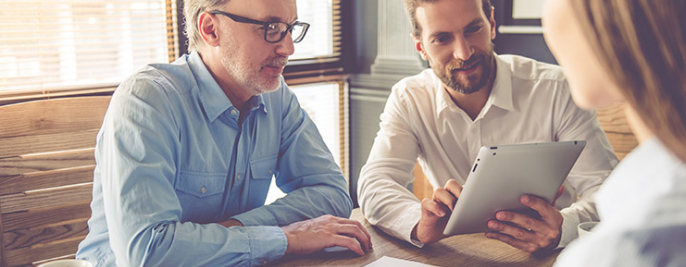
[269,169,273,175]
[237,174,241,180]
[200,186,206,194]
[261,259,268,265]
[230,109,237,116]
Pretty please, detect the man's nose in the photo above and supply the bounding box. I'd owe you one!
[452,36,474,61]
[275,33,295,57]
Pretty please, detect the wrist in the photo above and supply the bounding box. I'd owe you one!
[220,219,244,228]
[282,227,295,255]
[411,223,419,241]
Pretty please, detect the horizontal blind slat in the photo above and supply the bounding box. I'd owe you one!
[1,0,171,100]
[3,45,169,58]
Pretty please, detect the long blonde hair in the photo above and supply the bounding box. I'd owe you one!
[570,0,686,162]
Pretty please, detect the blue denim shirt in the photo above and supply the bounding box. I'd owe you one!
[76,51,352,266]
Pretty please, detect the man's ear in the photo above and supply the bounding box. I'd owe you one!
[199,12,221,47]
[412,34,428,61]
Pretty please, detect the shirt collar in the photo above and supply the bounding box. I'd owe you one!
[489,54,514,112]
[187,50,232,122]
[188,50,268,121]
[248,94,267,114]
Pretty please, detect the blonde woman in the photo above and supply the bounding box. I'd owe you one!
[543,0,686,265]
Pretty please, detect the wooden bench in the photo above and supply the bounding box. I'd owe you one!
[0,96,111,267]
[412,102,639,200]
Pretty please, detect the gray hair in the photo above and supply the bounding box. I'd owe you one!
[183,0,230,51]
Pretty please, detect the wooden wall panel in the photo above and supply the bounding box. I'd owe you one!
[0,97,109,138]
[0,96,109,267]
[0,130,98,159]
[0,149,95,177]
[3,220,89,250]
[0,167,94,196]
[4,236,84,267]
[0,184,93,214]
[2,204,91,232]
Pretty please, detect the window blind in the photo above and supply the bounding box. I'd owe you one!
[292,0,341,61]
[0,0,346,102]
[0,0,175,102]
[284,0,345,79]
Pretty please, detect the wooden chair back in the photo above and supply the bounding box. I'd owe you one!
[0,96,111,267]
[597,102,638,160]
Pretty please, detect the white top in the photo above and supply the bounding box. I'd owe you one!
[357,54,618,248]
[555,137,686,266]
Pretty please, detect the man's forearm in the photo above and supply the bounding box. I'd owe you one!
[233,184,352,227]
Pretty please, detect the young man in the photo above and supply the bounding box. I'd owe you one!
[76,0,370,266]
[358,0,617,253]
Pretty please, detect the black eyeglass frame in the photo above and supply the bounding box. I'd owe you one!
[209,10,310,43]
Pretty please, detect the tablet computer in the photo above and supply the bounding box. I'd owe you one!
[442,140,586,236]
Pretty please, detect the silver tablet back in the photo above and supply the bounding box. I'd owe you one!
[443,140,586,235]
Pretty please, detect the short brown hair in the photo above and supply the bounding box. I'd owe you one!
[404,0,493,38]
[570,0,686,162]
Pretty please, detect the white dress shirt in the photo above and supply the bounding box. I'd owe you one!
[358,54,618,248]
[555,137,686,266]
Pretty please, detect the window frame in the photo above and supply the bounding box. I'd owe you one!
[0,0,352,180]
[175,0,353,80]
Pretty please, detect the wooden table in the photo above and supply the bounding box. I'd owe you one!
[268,209,560,266]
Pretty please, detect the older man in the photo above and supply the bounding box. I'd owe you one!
[358,0,617,253]
[76,0,370,266]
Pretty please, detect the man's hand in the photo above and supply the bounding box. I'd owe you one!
[281,215,372,256]
[411,179,462,244]
[484,194,563,253]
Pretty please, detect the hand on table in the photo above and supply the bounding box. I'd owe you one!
[281,215,372,256]
[411,179,463,244]
[485,187,564,253]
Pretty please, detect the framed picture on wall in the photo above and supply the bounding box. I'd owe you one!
[491,0,556,64]
[493,0,544,34]
[502,0,544,26]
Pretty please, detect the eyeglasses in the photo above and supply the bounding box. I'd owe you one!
[209,10,310,43]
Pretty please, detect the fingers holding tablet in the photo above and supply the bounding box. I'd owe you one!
[485,195,563,252]
[431,180,462,211]
[444,179,463,207]
[413,198,450,244]
[412,179,463,244]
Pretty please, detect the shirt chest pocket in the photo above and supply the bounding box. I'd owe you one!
[175,171,226,223]
[247,155,278,209]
